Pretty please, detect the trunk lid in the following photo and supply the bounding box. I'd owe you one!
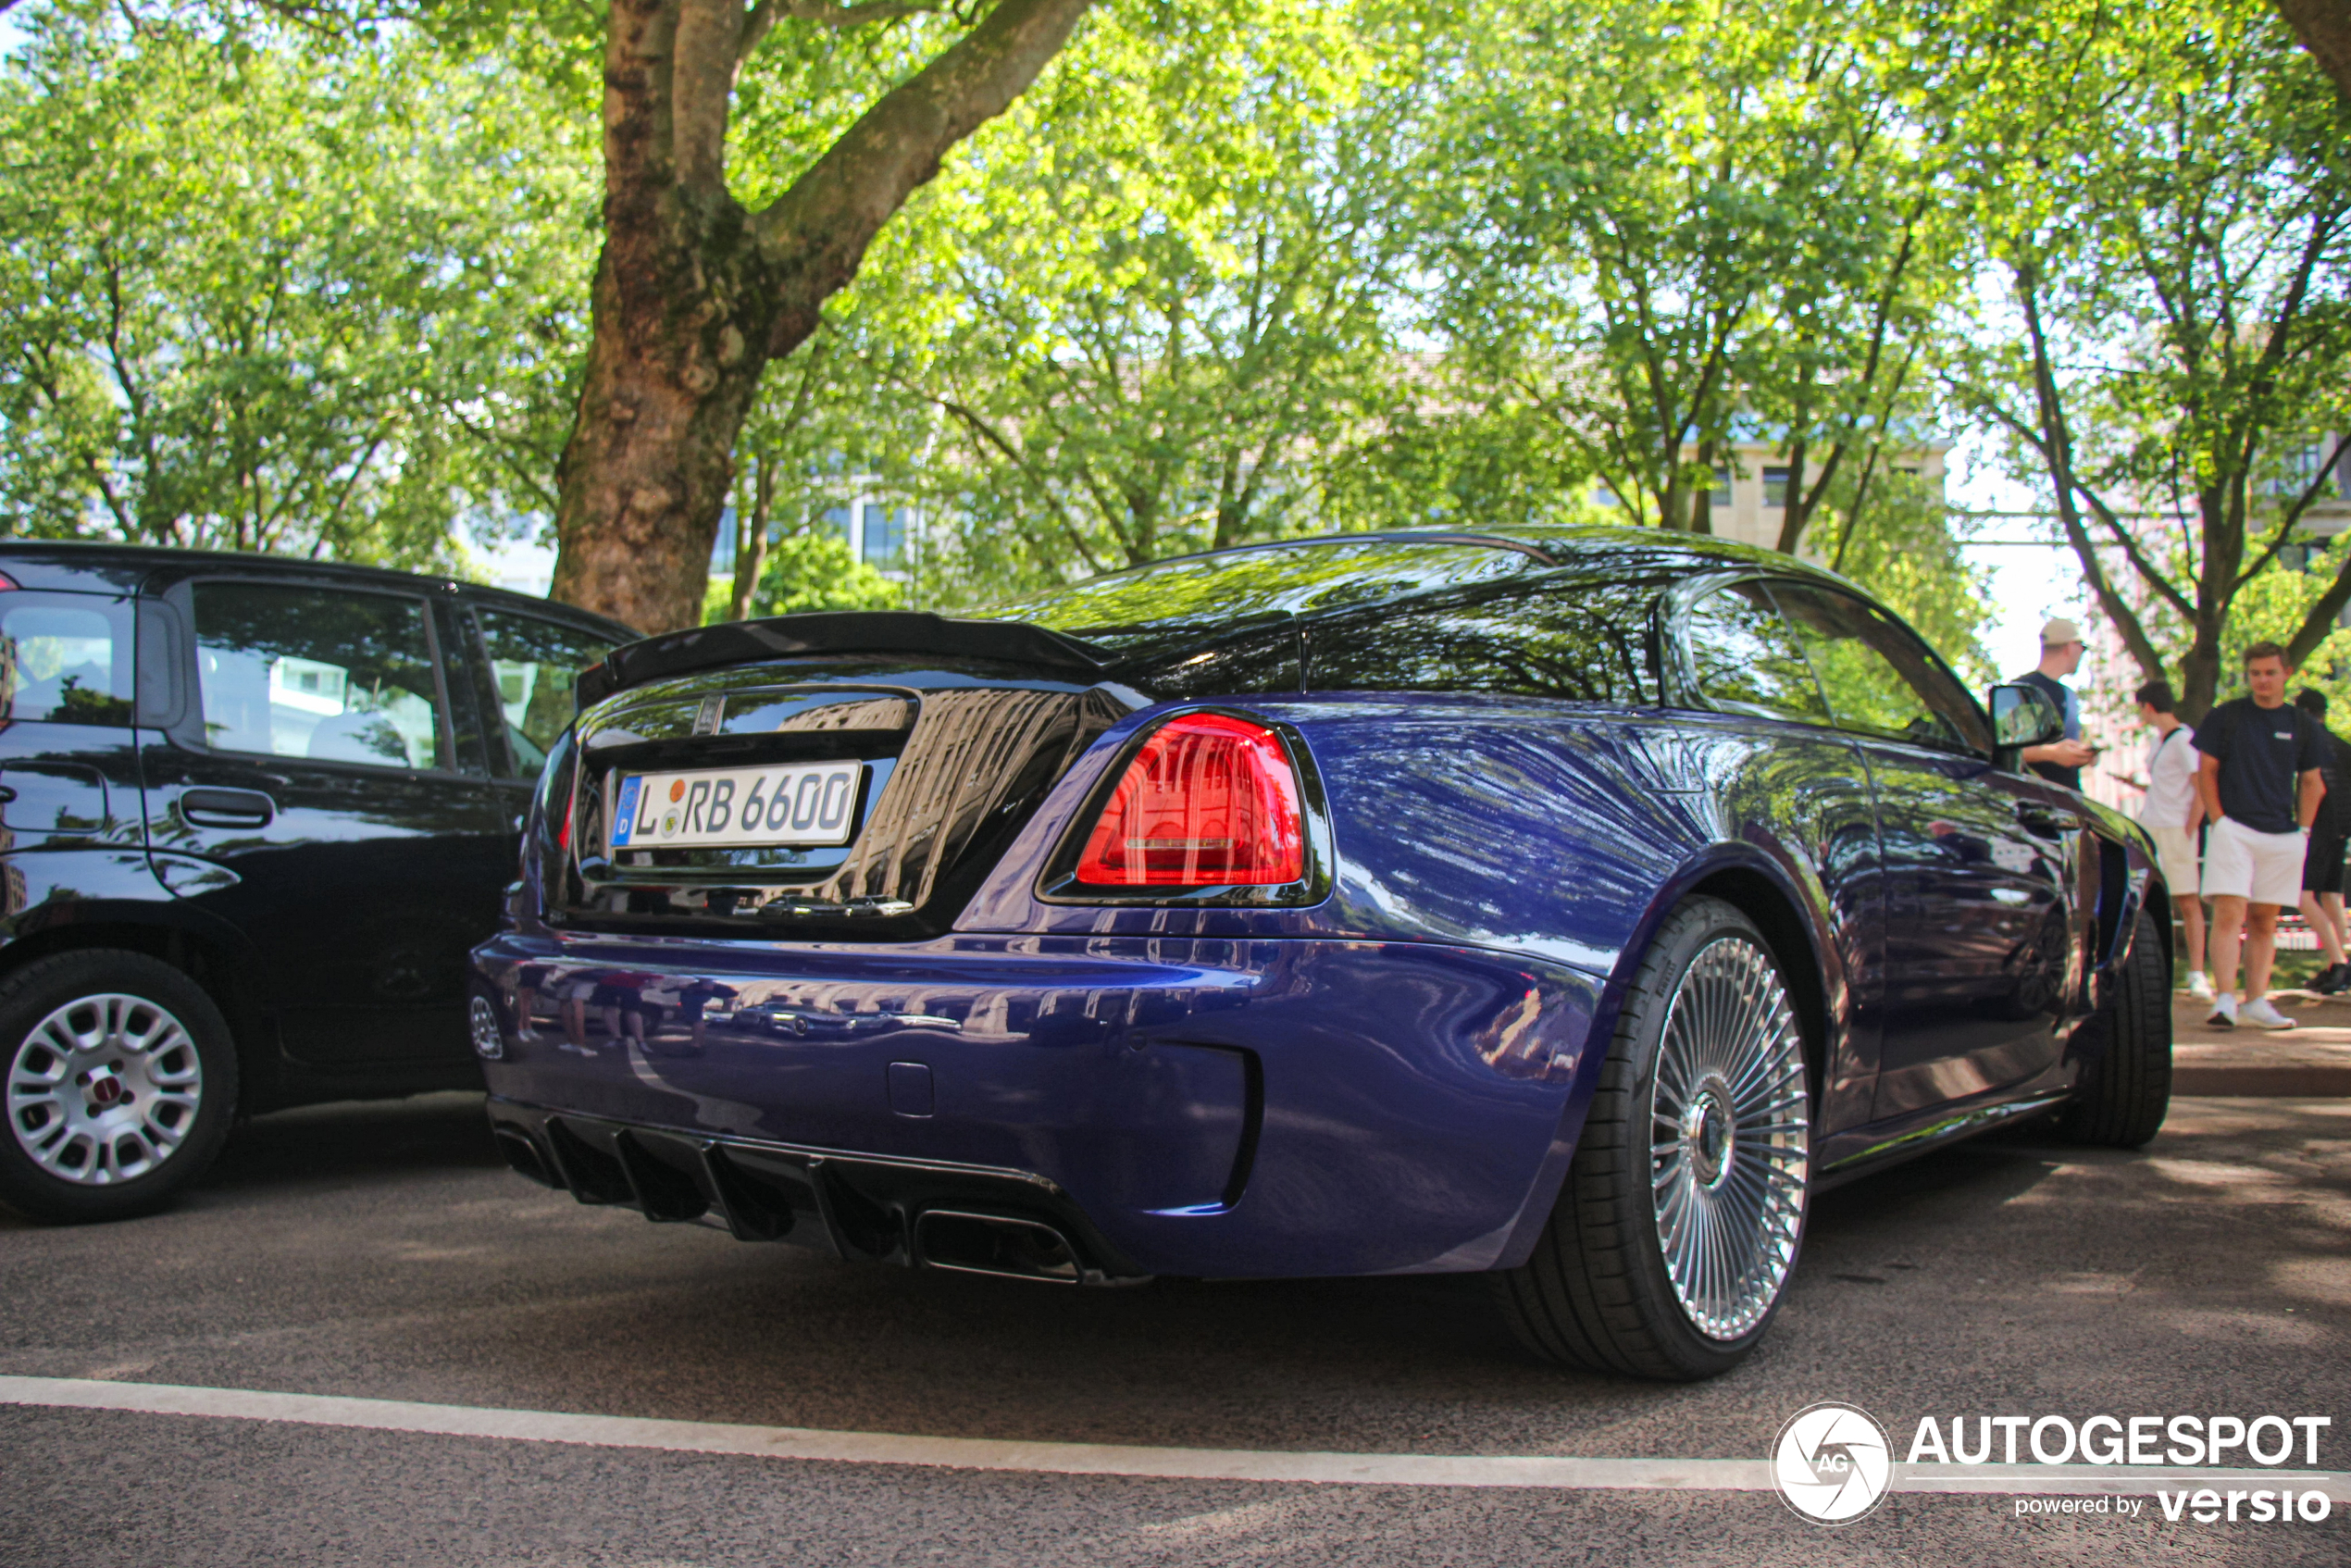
[554,658,1135,939]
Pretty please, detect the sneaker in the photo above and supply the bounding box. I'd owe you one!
[2242,997,2297,1031]
[2316,964,2350,997]
[2206,995,2238,1028]
[2187,971,2216,1000]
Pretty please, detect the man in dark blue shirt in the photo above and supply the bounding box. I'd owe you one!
[2195,641,2329,1028]
[2012,618,2096,788]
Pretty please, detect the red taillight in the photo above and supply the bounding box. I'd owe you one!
[0,572,17,591]
[1075,714,1305,888]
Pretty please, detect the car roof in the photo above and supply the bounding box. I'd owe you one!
[0,540,635,637]
[993,524,1857,652]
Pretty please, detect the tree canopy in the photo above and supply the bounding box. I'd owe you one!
[3,0,2346,704]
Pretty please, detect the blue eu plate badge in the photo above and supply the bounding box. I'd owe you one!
[611,776,644,848]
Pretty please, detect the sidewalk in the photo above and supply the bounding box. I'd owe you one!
[2171,990,2351,1095]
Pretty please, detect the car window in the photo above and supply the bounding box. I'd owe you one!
[191,583,446,769]
[0,593,132,726]
[1684,583,1828,723]
[1309,578,1661,703]
[1765,582,1989,753]
[475,608,616,778]
[999,539,1542,653]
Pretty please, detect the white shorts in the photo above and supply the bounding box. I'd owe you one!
[2148,824,2201,896]
[2203,817,2302,906]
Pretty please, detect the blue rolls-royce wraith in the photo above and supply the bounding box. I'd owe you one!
[468,527,2170,1379]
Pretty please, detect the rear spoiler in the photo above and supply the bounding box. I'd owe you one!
[574,612,1113,709]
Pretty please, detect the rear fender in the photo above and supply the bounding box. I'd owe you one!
[1490,839,1839,1272]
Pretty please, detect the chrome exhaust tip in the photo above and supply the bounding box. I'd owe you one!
[914,1209,1091,1285]
[492,1126,559,1188]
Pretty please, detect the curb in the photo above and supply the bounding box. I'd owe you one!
[2171,991,2350,1096]
[2172,1065,2351,1097]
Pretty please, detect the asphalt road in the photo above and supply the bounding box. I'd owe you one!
[3,1091,2347,1566]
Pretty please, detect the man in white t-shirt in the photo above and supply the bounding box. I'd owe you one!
[2135,678,2210,998]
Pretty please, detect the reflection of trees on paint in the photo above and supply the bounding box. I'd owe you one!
[1327,720,1678,952]
[998,538,1543,653]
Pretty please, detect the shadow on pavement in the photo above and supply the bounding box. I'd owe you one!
[199,1090,502,1191]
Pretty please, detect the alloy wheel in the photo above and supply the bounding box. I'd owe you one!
[1648,935,1810,1340]
[6,993,205,1186]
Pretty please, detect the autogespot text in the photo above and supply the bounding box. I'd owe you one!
[1907,1412,2336,1525]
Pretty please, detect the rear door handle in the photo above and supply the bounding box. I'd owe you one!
[180,788,277,829]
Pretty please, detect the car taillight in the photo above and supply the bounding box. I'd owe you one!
[1075,713,1304,888]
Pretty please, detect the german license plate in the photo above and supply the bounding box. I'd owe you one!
[608,761,861,850]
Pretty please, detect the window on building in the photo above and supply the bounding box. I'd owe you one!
[860,502,907,568]
[1762,467,1792,507]
[1710,468,1733,504]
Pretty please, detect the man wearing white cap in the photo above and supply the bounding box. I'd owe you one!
[2013,617,2096,788]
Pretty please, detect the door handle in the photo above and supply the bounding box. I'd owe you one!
[2014,803,2065,836]
[180,788,277,829]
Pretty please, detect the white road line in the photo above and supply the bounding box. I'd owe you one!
[2,1377,2345,1500]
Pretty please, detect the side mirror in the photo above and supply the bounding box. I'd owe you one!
[1989,683,2064,755]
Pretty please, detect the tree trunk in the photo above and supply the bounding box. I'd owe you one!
[2277,0,2351,105]
[549,220,772,634]
[548,0,1095,634]
[729,448,775,620]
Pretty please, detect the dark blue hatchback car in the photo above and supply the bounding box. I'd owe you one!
[470,527,2170,1379]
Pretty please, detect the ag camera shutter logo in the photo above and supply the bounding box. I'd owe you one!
[1774,1401,1894,1524]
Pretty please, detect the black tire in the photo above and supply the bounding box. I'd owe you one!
[2059,907,2171,1148]
[0,949,239,1224]
[1493,897,1813,1381]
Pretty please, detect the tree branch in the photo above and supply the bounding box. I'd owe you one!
[2012,263,2174,683]
[2278,430,2351,668]
[749,0,1095,345]
[743,0,937,61]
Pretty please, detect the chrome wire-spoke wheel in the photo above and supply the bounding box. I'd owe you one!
[1648,935,1810,1342]
[6,992,205,1187]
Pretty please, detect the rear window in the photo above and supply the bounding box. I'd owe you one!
[1310,578,1662,703]
[0,592,132,726]
[993,539,1542,654]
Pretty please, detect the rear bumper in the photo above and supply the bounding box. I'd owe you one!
[488,1099,1151,1283]
[471,932,1602,1278]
